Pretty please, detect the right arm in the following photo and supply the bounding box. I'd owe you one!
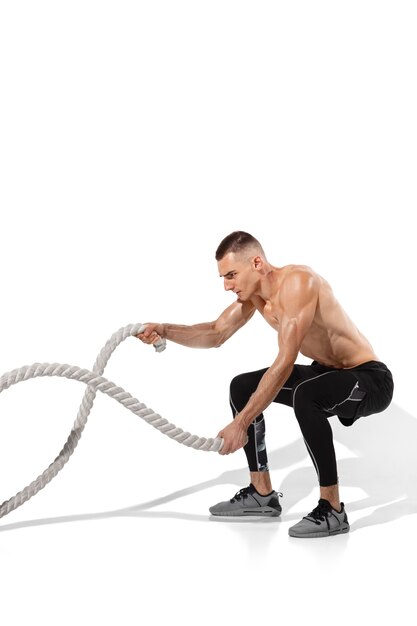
[137,300,255,349]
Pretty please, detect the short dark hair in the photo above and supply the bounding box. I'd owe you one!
[215,231,263,261]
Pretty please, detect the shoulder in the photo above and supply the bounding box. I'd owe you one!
[279,265,320,314]
[281,265,320,291]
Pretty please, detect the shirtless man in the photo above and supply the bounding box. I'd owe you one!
[137,231,394,538]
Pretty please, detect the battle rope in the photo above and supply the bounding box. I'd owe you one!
[0,322,223,520]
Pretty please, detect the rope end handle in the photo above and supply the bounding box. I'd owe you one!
[214,436,246,453]
[153,337,166,353]
[137,324,166,352]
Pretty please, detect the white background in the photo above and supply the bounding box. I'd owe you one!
[0,1,416,624]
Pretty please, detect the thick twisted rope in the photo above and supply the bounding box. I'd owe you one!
[0,323,223,520]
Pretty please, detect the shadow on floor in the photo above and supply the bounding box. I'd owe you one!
[0,403,415,533]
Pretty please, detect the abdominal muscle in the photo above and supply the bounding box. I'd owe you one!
[299,329,378,369]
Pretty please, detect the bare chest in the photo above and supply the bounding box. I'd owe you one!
[253,298,281,332]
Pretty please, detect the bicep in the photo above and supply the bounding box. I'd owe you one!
[214,301,256,344]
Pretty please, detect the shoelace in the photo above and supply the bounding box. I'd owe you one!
[230,486,252,503]
[304,501,332,524]
[230,487,284,503]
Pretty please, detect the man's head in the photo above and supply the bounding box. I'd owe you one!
[216,231,268,301]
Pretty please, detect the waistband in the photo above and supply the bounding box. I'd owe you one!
[311,359,390,373]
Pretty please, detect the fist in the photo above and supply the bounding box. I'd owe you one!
[217,420,248,455]
[136,324,163,346]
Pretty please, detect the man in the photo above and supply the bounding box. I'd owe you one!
[137,231,394,538]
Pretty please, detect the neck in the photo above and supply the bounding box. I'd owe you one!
[253,264,281,301]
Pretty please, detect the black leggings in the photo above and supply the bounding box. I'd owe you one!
[230,360,394,486]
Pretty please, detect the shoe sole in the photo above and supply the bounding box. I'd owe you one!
[210,507,282,517]
[288,523,350,538]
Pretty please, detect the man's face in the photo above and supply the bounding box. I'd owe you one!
[217,252,259,302]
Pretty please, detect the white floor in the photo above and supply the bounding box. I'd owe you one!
[1,399,415,625]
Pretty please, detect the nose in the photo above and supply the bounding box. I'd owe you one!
[224,279,234,291]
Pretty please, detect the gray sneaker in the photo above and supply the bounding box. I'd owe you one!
[288,498,350,538]
[209,483,282,517]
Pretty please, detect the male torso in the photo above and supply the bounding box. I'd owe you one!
[250,264,378,369]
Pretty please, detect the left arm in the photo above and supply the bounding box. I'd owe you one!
[218,270,319,455]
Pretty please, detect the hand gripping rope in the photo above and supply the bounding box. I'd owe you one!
[0,323,224,520]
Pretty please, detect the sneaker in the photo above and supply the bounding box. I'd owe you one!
[209,483,282,517]
[288,498,350,538]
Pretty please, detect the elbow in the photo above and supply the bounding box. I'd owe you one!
[213,335,226,348]
[207,321,229,348]
[213,329,229,348]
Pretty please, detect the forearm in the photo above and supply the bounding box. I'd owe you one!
[235,360,294,429]
[158,321,223,348]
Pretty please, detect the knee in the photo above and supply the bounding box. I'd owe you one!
[292,383,316,421]
[230,371,245,386]
[229,372,253,411]
[230,372,246,398]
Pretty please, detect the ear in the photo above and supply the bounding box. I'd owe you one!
[252,255,263,270]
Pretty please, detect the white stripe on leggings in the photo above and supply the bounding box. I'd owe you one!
[292,371,340,484]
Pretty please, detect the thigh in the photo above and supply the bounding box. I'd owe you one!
[293,367,360,418]
[232,362,335,410]
[230,368,269,397]
[273,363,321,408]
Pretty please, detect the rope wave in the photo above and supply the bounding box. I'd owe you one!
[0,323,223,520]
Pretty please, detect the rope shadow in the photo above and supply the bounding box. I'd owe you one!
[0,403,414,533]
